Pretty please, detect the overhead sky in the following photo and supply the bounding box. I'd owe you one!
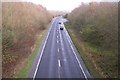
[2,0,119,12]
[24,0,102,12]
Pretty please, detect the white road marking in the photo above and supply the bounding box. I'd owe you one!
[33,19,54,80]
[58,48,59,53]
[58,60,61,67]
[57,35,58,38]
[57,40,59,43]
[66,29,88,79]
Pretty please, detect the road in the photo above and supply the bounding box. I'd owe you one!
[29,17,91,79]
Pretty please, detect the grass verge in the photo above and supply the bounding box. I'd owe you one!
[16,24,50,78]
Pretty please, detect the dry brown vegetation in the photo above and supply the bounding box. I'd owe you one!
[2,2,52,78]
[67,2,118,78]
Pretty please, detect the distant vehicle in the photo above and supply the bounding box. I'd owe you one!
[60,27,63,30]
[60,25,64,30]
[58,22,61,24]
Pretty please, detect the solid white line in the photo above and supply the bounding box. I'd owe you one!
[66,32,88,79]
[58,48,59,53]
[58,60,61,67]
[33,20,53,80]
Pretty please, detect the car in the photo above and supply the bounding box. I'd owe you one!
[60,27,64,30]
[58,22,61,24]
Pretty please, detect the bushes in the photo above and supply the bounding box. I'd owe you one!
[68,2,118,77]
[68,2,118,51]
[2,2,52,77]
[81,25,104,47]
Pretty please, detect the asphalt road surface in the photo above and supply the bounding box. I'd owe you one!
[29,17,92,79]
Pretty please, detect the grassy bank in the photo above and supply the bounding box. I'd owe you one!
[65,23,118,78]
[16,24,50,78]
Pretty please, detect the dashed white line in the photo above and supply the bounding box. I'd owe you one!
[57,48,59,53]
[58,60,61,67]
[57,40,59,43]
[57,35,59,38]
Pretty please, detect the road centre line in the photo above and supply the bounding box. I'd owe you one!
[57,35,58,38]
[57,40,59,43]
[58,48,59,53]
[58,59,61,67]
